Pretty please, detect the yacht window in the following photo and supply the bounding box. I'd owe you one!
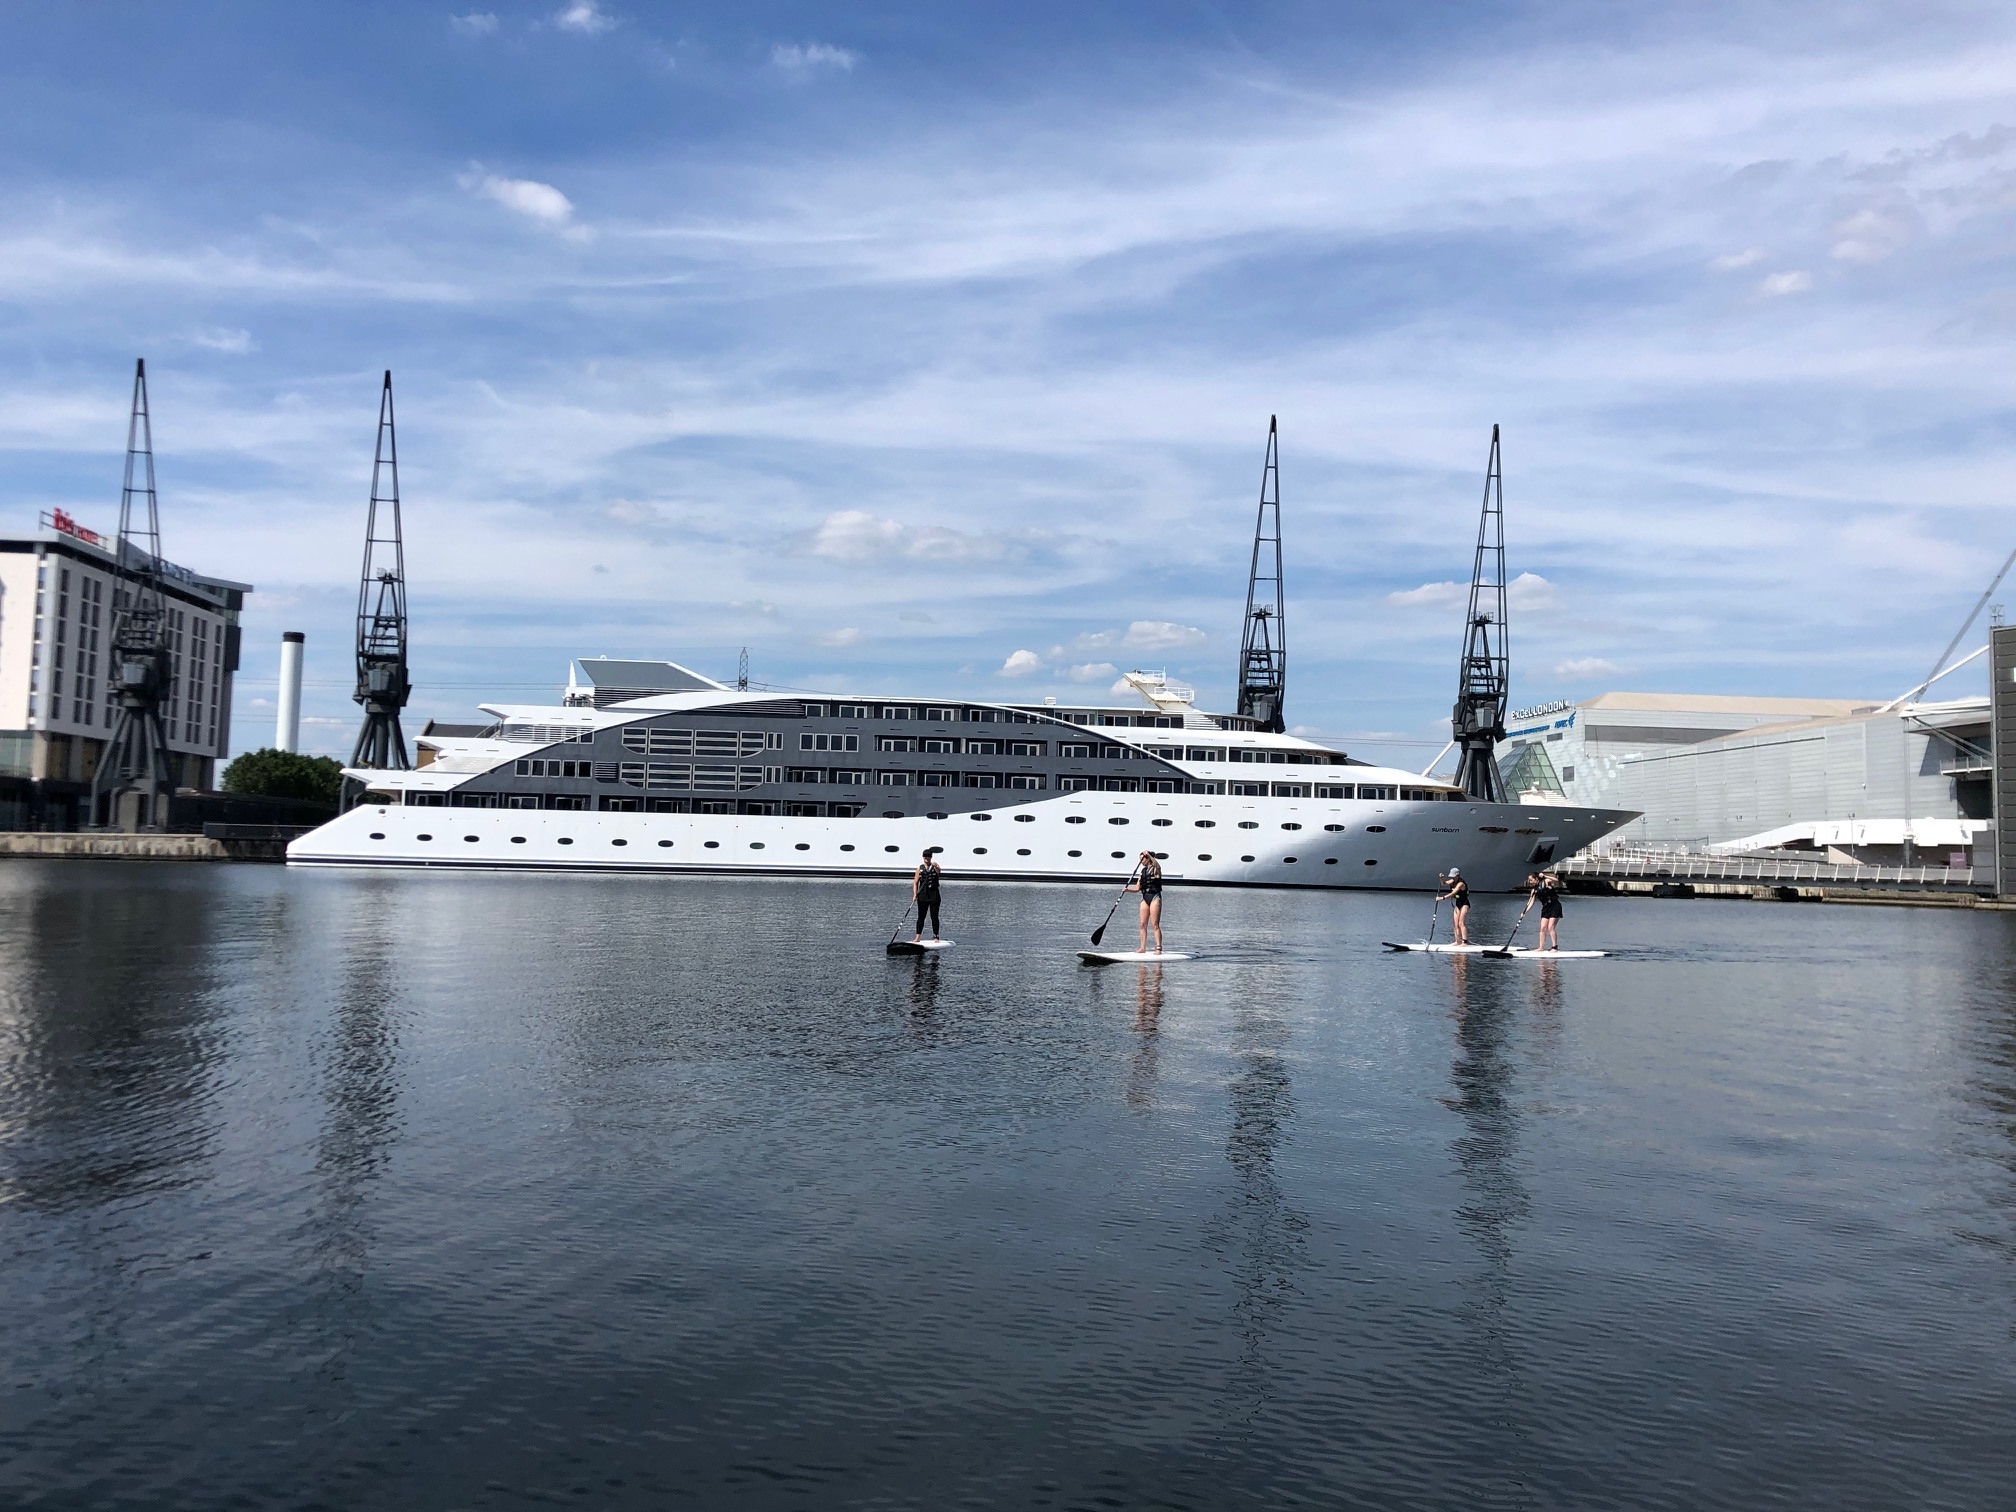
[1238,821,1259,830]
[1195,820,1216,828]
[1014,813,1035,822]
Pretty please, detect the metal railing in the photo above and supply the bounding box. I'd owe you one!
[1562,845,1982,889]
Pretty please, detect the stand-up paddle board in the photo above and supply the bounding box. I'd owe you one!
[1382,942,1499,954]
[886,940,955,955]
[1078,950,1191,964]
[1505,948,1607,959]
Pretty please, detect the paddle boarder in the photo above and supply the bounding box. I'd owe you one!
[1125,850,1165,955]
[1436,868,1471,944]
[911,848,944,944]
[1530,870,1565,952]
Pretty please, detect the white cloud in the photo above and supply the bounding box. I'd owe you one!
[1387,572,1557,611]
[899,610,935,623]
[1387,580,1466,608]
[450,12,499,36]
[553,1,613,34]
[1758,269,1813,296]
[814,627,862,647]
[803,508,1042,563]
[1710,247,1766,271]
[1122,620,1206,652]
[730,599,779,616]
[1555,656,1622,680]
[1108,677,1137,696]
[1067,661,1119,682]
[1506,571,1560,610]
[999,649,1043,677]
[1830,203,1919,263]
[189,326,254,354]
[771,41,858,73]
[463,171,577,228]
[248,696,275,709]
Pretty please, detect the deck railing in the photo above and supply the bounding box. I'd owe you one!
[1561,845,1982,889]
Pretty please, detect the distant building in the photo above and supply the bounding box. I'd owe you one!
[0,510,252,829]
[1497,690,1991,864]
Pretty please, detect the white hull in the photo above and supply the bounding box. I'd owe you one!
[288,788,1633,892]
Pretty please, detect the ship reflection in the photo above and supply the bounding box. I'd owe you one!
[303,882,407,1385]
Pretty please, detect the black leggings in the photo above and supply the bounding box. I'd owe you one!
[915,898,941,935]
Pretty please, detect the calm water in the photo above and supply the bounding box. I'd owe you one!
[2,861,2014,1510]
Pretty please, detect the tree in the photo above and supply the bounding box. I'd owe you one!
[220,749,345,804]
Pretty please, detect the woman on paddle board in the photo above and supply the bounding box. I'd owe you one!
[1530,870,1565,952]
[1125,851,1165,954]
[911,849,944,944]
[1436,869,1471,944]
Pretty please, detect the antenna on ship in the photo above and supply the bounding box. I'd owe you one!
[349,370,412,782]
[91,358,178,830]
[1235,416,1287,733]
[736,646,749,691]
[1450,425,1510,802]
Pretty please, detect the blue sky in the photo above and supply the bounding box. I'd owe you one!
[3,1,2013,763]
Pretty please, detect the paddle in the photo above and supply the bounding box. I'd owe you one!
[1483,897,1534,959]
[1089,861,1144,948]
[1387,877,1446,952]
[885,898,922,954]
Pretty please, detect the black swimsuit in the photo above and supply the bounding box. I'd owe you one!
[1139,866,1163,901]
[1537,880,1563,919]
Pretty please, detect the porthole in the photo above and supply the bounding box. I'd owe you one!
[1240,854,1255,862]
[416,833,433,842]
[1324,824,1345,832]
[369,832,385,840]
[1108,817,1129,826]
[884,845,900,853]
[1282,856,1297,864]
[512,837,526,844]
[1238,821,1258,830]
[840,844,855,852]
[1153,851,1168,860]
[611,839,627,847]
[1324,857,1338,865]
[750,842,765,850]
[1366,825,1386,833]
[1016,848,1031,856]
[1068,849,1083,857]
[1065,816,1086,825]
[1195,820,1216,829]
[927,812,948,821]
[1364,858,1378,866]
[882,811,904,819]
[1151,818,1173,827]
[657,840,672,848]
[1198,853,1213,860]
[1111,851,1126,859]
[1013,814,1035,823]
[557,838,573,846]
[705,841,720,849]
[974,847,988,855]
[795,843,811,851]
[464,835,480,842]
[970,813,992,822]
[1281,823,1302,831]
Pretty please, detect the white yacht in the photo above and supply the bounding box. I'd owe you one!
[286,661,1636,890]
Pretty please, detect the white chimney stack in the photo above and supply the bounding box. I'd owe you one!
[277,631,304,752]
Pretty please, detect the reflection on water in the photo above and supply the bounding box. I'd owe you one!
[1,864,2014,1510]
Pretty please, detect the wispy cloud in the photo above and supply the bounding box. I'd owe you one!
[450,12,499,36]
[188,327,255,354]
[462,171,577,227]
[1759,269,1813,296]
[1555,656,1622,680]
[771,42,858,74]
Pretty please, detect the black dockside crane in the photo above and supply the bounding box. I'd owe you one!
[1450,425,1511,802]
[348,371,412,787]
[91,359,178,830]
[1235,416,1287,733]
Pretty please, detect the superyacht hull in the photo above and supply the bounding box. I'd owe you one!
[287,785,1633,892]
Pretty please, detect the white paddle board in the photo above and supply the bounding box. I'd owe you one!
[1507,948,1607,959]
[1382,942,1498,954]
[886,939,955,954]
[1078,950,1191,964]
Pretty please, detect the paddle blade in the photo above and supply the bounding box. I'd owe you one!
[1089,923,1108,946]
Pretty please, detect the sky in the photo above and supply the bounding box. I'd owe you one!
[2,0,2014,765]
